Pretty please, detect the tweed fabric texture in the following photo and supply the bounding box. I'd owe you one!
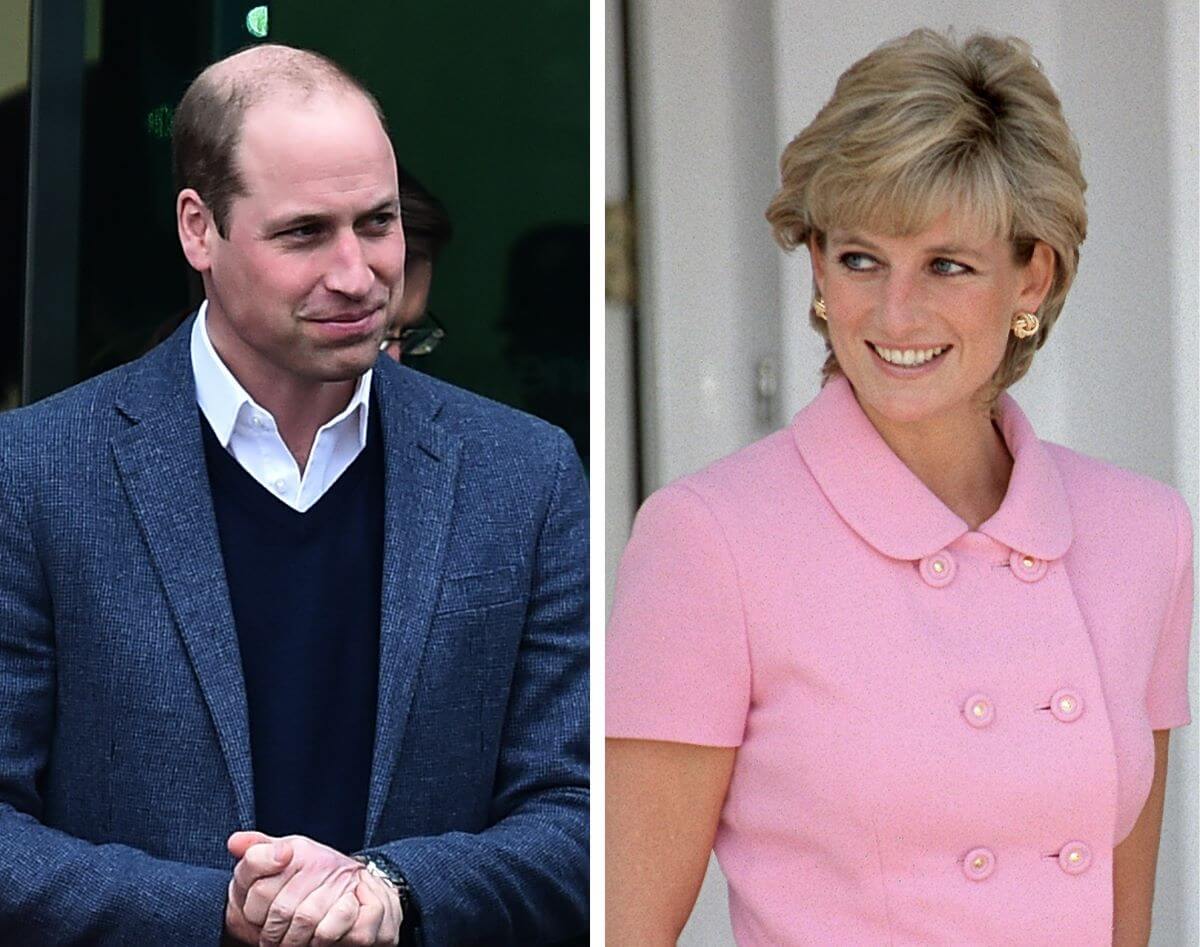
[608,376,1192,946]
[0,316,589,945]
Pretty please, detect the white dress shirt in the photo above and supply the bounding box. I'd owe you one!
[190,302,372,513]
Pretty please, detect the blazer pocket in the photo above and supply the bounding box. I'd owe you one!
[435,565,521,615]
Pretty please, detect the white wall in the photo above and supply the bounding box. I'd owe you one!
[605,0,636,607]
[625,0,784,493]
[615,1,1199,943]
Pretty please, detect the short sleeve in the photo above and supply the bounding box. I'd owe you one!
[606,482,750,746]
[1146,490,1194,729]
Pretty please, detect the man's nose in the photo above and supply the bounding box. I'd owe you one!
[324,231,375,299]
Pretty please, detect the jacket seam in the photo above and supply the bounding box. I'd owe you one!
[674,480,756,717]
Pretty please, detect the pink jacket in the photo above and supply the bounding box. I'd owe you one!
[607,377,1192,946]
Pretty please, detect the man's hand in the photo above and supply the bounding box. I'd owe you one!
[224,834,292,945]
[225,830,402,946]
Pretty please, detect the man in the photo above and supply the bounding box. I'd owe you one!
[0,44,587,946]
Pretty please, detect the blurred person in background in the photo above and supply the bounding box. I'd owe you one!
[379,166,451,362]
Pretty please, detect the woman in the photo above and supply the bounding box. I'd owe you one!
[606,30,1192,946]
[379,165,452,361]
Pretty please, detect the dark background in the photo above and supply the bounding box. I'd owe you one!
[1,0,588,462]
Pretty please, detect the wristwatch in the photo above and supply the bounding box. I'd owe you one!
[354,855,413,920]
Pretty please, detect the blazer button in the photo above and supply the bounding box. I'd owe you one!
[963,693,995,728]
[919,550,956,587]
[1050,689,1084,723]
[962,847,996,881]
[1058,841,1091,875]
[1009,550,1047,582]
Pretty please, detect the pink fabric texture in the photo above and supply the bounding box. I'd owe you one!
[607,377,1193,946]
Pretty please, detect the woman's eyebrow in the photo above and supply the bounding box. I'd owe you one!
[828,232,882,250]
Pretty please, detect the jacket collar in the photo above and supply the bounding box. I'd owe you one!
[790,376,1073,562]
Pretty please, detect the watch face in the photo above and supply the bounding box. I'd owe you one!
[361,857,410,906]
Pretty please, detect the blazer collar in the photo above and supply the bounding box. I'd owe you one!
[362,356,460,842]
[790,376,1073,562]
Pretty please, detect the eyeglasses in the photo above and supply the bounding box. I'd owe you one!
[379,311,446,357]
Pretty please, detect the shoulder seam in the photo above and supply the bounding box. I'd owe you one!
[671,481,756,704]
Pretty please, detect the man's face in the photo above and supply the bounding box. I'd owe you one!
[199,89,405,393]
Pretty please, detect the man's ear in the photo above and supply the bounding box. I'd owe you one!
[177,188,216,273]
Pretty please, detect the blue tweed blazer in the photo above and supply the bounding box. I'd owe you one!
[0,319,589,945]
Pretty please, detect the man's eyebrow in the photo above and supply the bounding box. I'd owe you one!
[355,199,400,222]
[263,211,331,233]
[263,199,400,234]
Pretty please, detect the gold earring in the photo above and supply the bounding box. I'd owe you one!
[1011,311,1039,339]
[813,296,828,321]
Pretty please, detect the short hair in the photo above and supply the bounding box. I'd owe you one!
[765,29,1087,392]
[398,165,453,261]
[172,44,388,238]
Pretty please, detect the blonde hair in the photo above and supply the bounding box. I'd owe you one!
[765,29,1087,392]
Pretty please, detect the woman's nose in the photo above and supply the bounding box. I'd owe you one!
[876,273,923,337]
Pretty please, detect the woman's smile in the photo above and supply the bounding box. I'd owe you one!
[867,342,951,372]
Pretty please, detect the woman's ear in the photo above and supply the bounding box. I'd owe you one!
[1018,241,1056,313]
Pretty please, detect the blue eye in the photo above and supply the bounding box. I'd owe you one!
[931,258,971,275]
[838,252,877,272]
[280,224,320,240]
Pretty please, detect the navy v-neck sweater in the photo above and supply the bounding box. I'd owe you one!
[201,404,384,854]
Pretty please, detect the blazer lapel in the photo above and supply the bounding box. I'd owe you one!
[111,323,255,826]
[365,363,461,843]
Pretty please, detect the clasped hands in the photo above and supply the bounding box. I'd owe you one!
[224,831,402,947]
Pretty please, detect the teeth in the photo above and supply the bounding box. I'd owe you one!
[871,344,946,367]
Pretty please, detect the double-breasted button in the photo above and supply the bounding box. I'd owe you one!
[1058,841,1091,875]
[919,551,956,588]
[963,694,994,728]
[1050,689,1084,723]
[962,847,996,881]
[1009,550,1047,582]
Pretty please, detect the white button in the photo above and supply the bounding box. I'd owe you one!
[1049,688,1084,723]
[918,550,956,587]
[1058,841,1091,875]
[252,415,266,429]
[1009,550,1047,582]
[963,693,995,728]
[962,847,995,881]
[273,478,287,493]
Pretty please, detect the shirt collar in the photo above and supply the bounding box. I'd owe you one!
[190,300,372,449]
[790,375,1073,562]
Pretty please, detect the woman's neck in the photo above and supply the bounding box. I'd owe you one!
[861,400,1013,531]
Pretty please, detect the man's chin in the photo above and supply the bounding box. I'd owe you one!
[299,341,383,383]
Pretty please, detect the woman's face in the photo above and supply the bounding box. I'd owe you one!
[810,210,1053,434]
[382,252,434,363]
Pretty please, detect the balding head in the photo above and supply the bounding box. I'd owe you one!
[172,44,385,237]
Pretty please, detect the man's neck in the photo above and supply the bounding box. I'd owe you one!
[248,376,357,472]
[202,311,360,472]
